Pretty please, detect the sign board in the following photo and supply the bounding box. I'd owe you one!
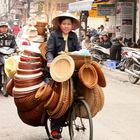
[68,0,93,12]
[97,4,116,16]
[56,3,68,11]
[116,2,134,40]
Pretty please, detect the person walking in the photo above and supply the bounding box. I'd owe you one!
[12,22,20,37]
[46,12,81,139]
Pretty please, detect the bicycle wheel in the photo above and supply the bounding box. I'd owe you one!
[69,99,93,140]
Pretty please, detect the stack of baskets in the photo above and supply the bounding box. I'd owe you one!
[35,22,47,36]
[69,54,106,118]
[12,50,46,126]
[6,50,74,126]
[6,51,106,126]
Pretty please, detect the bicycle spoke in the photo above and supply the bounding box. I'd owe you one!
[69,100,93,140]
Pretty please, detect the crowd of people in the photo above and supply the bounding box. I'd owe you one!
[81,25,140,62]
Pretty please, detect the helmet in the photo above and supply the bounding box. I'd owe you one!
[13,22,18,25]
[0,21,8,27]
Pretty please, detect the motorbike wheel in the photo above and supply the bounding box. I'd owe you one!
[1,66,8,97]
[128,63,139,84]
[128,74,139,84]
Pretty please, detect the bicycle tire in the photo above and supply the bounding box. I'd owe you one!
[69,99,93,140]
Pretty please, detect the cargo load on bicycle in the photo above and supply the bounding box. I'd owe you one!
[5,12,106,140]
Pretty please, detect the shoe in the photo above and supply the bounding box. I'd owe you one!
[51,130,62,139]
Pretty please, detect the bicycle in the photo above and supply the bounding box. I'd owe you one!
[44,78,93,140]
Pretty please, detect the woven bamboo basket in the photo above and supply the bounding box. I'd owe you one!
[91,61,106,87]
[78,63,98,89]
[17,102,45,126]
[14,93,41,112]
[69,55,92,69]
[35,26,45,35]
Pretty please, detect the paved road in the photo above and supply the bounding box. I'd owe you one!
[0,67,140,140]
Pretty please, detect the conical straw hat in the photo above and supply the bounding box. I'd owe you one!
[52,12,80,30]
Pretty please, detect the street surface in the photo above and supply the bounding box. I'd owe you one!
[0,67,140,140]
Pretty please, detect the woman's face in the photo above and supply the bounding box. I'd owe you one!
[60,19,73,35]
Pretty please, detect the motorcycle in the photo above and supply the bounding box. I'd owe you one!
[88,44,110,63]
[0,47,15,96]
[122,50,140,84]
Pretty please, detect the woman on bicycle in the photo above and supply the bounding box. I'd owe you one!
[46,12,81,139]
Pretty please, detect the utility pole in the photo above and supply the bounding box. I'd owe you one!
[27,0,30,18]
[8,0,11,14]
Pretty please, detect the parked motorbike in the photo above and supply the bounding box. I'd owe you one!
[117,47,129,71]
[0,47,15,96]
[89,44,110,63]
[121,50,140,84]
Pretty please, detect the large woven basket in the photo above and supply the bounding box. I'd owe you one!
[35,80,54,101]
[91,61,106,87]
[14,93,41,112]
[36,22,47,27]
[47,80,70,118]
[17,102,45,126]
[51,80,70,119]
[78,63,98,89]
[75,79,104,118]
[69,55,92,69]
[35,21,47,35]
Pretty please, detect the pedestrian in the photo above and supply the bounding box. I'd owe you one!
[97,25,104,35]
[12,22,20,37]
[46,12,81,139]
[99,34,112,49]
[110,36,123,61]
[81,34,91,49]
[0,21,17,96]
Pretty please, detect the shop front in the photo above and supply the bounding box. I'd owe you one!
[68,0,114,36]
[69,0,136,42]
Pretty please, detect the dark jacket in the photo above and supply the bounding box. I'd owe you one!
[99,39,112,49]
[110,39,123,61]
[46,29,81,63]
[0,32,17,49]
